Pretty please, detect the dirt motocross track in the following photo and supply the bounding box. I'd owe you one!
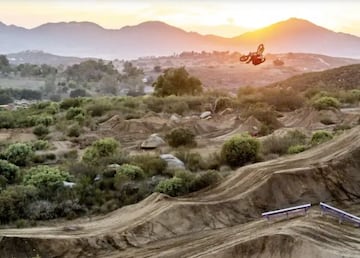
[1,127,360,258]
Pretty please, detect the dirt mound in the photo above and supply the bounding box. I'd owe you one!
[1,127,360,257]
[279,108,344,129]
[214,116,262,141]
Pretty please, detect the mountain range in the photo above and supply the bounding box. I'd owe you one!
[1,18,360,59]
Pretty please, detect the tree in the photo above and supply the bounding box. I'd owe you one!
[122,61,144,78]
[220,134,260,167]
[152,67,203,96]
[0,55,10,74]
[99,74,118,95]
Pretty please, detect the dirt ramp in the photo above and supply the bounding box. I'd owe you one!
[279,108,344,129]
[1,128,360,257]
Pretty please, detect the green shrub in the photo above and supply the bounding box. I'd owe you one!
[214,97,233,113]
[143,96,164,113]
[243,103,280,131]
[313,96,340,110]
[130,154,167,176]
[165,127,196,148]
[311,130,333,145]
[155,177,187,197]
[174,150,205,172]
[0,160,19,184]
[66,107,85,120]
[82,138,120,164]
[86,103,112,117]
[115,164,145,180]
[4,143,34,166]
[60,98,82,109]
[190,170,221,192]
[0,185,38,224]
[33,124,49,138]
[261,130,307,155]
[63,150,78,160]
[174,169,195,186]
[35,116,54,126]
[204,152,223,170]
[23,166,70,199]
[67,124,82,137]
[32,140,50,151]
[221,134,260,167]
[287,145,307,154]
[45,102,60,114]
[163,100,189,115]
[0,111,15,128]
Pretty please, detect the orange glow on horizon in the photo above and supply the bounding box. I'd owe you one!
[0,1,359,37]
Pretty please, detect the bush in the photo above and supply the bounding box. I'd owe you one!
[26,200,56,220]
[0,185,38,224]
[261,130,307,155]
[60,98,82,109]
[82,138,120,164]
[0,111,15,128]
[130,154,167,176]
[66,107,85,120]
[163,100,189,115]
[67,124,82,137]
[23,166,70,199]
[0,160,19,184]
[214,97,233,113]
[144,96,164,113]
[313,96,340,110]
[190,170,221,192]
[174,150,205,172]
[311,130,333,145]
[35,116,54,126]
[33,124,49,138]
[221,134,260,167]
[86,103,111,117]
[4,143,34,166]
[32,140,50,151]
[155,177,187,197]
[165,127,196,148]
[115,164,145,180]
[287,145,307,154]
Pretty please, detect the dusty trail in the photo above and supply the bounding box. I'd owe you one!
[1,127,360,257]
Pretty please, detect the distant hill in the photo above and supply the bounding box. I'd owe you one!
[267,64,360,92]
[6,50,86,66]
[1,18,360,59]
[234,18,360,58]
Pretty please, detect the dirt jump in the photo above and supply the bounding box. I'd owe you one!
[1,127,360,258]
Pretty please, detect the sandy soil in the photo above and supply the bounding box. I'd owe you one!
[1,126,360,257]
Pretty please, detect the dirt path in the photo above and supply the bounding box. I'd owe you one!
[1,127,360,257]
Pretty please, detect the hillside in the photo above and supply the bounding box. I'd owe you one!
[268,63,360,92]
[1,18,360,59]
[6,50,86,66]
[1,127,360,257]
[134,52,360,90]
[235,18,360,57]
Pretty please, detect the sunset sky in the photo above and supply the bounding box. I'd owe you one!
[1,0,360,37]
